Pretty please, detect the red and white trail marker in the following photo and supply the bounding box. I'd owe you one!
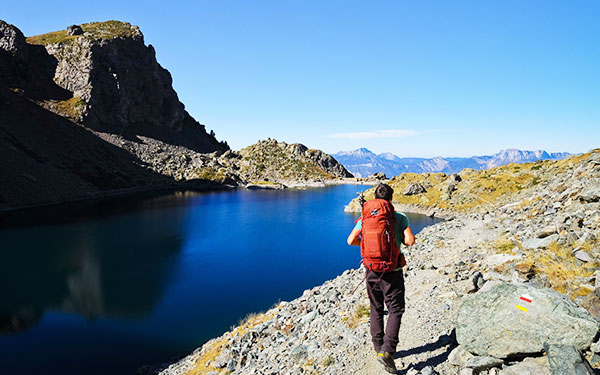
[516,294,533,312]
[519,294,533,303]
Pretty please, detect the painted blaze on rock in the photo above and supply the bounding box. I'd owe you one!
[456,283,599,358]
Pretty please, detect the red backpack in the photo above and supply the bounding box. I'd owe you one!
[360,199,399,272]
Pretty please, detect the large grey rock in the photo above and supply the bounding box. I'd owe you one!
[464,355,503,370]
[499,356,551,375]
[537,225,557,238]
[522,234,558,249]
[419,366,437,375]
[448,345,474,366]
[575,250,592,263]
[579,188,600,203]
[544,344,594,375]
[456,283,599,358]
[370,172,387,180]
[403,182,427,195]
[450,173,462,182]
[66,24,83,36]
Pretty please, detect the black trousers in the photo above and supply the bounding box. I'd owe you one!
[365,269,405,353]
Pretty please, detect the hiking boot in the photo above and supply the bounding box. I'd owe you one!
[376,351,397,374]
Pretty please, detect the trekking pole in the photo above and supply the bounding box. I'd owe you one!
[351,270,367,294]
[350,190,367,295]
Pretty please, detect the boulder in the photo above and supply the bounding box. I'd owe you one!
[370,172,387,180]
[450,173,462,182]
[456,283,599,358]
[419,366,437,375]
[499,357,551,375]
[464,355,503,370]
[579,293,600,321]
[537,225,557,238]
[445,182,459,200]
[575,250,592,262]
[66,24,83,36]
[403,182,427,195]
[448,345,474,367]
[522,234,558,249]
[579,188,600,203]
[544,344,595,375]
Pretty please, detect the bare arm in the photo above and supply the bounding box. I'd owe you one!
[347,228,361,246]
[403,226,415,246]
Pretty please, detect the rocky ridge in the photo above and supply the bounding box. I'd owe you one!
[0,20,228,210]
[236,139,353,188]
[0,20,351,211]
[156,150,600,375]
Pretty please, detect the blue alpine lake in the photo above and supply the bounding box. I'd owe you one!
[0,184,441,375]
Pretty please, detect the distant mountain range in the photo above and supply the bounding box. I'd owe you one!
[332,148,573,178]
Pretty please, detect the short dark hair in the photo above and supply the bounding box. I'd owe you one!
[374,183,393,201]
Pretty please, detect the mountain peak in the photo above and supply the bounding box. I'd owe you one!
[334,148,573,177]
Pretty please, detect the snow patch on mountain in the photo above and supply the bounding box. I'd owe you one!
[333,148,574,177]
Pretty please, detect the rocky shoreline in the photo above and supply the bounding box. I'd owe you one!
[151,151,600,375]
[0,177,373,217]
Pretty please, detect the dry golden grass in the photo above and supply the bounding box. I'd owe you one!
[184,337,229,375]
[519,242,596,297]
[488,233,600,299]
[323,356,335,367]
[190,167,228,183]
[345,304,370,329]
[27,21,137,45]
[38,97,86,120]
[185,312,273,375]
[348,150,600,214]
[494,236,516,254]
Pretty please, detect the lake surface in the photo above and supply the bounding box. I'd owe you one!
[0,185,441,375]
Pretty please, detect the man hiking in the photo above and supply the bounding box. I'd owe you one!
[347,183,415,373]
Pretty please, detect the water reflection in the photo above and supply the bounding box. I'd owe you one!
[0,309,42,334]
[0,207,185,333]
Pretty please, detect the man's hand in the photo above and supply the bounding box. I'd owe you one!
[347,228,361,246]
[403,227,415,246]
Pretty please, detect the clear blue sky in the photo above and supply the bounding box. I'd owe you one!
[3,1,599,157]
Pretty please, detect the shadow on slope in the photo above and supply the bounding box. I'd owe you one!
[395,332,457,374]
[0,83,175,211]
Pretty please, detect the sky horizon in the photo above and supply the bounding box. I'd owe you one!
[3,1,599,158]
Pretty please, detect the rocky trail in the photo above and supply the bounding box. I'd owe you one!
[156,215,508,375]
[155,150,600,375]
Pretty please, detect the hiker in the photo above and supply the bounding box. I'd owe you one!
[346,183,415,373]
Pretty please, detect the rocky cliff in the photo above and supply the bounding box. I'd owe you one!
[0,20,229,211]
[1,21,351,211]
[156,150,600,375]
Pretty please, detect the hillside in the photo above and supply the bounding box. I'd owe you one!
[236,139,353,186]
[156,150,600,375]
[0,21,350,211]
[0,20,229,210]
[334,148,573,178]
